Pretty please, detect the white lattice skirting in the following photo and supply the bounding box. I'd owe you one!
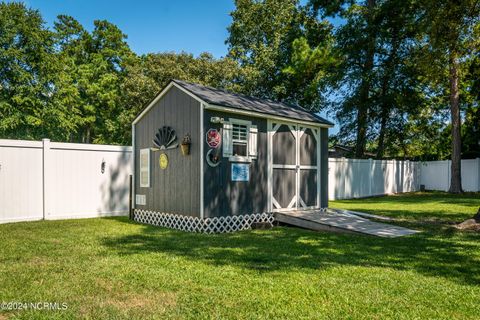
[133,210,275,233]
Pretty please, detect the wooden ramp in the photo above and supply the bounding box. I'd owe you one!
[274,209,419,238]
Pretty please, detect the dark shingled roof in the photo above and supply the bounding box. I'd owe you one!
[172,79,333,126]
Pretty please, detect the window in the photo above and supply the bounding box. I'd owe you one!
[232,123,248,157]
[222,119,257,162]
[139,148,150,187]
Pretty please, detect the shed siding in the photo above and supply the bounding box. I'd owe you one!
[203,110,268,218]
[134,86,201,216]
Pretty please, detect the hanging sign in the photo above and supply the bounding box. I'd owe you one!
[206,128,221,148]
[159,153,168,169]
[231,163,249,181]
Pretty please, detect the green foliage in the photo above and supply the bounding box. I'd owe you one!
[0,0,478,161]
[0,2,55,139]
[117,52,245,144]
[0,3,245,145]
[283,37,340,108]
[227,0,334,110]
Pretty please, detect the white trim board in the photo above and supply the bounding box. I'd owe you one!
[132,122,136,211]
[200,103,205,219]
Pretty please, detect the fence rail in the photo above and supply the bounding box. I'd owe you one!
[1,139,478,224]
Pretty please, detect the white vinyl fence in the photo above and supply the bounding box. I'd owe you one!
[328,158,420,200]
[1,138,478,224]
[0,139,132,224]
[420,159,480,192]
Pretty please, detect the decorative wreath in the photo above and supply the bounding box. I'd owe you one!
[206,148,221,167]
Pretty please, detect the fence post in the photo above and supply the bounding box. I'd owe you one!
[368,158,373,196]
[477,158,480,192]
[129,174,133,220]
[341,157,346,199]
[42,138,51,220]
[446,160,451,191]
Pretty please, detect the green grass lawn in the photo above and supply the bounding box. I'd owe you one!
[0,192,479,319]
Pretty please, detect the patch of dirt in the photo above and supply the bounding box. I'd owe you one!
[0,313,10,320]
[28,256,50,267]
[455,218,480,232]
[103,291,177,311]
[79,278,177,316]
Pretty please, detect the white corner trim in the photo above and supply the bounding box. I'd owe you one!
[200,103,205,219]
[267,119,273,212]
[132,81,207,125]
[132,123,136,210]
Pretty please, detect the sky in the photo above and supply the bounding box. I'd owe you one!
[23,0,237,57]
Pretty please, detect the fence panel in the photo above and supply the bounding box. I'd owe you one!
[0,140,44,223]
[328,158,421,200]
[0,139,132,224]
[420,161,449,191]
[47,142,132,220]
[419,159,480,192]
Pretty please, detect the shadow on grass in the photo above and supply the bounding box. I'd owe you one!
[102,218,480,286]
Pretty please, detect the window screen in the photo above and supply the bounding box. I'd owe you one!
[232,123,248,156]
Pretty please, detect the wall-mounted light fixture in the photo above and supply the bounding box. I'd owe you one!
[210,117,224,124]
[101,159,106,174]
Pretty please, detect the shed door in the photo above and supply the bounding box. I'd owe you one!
[269,122,320,211]
[298,126,320,209]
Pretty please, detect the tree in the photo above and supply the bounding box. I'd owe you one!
[462,52,480,159]
[0,2,57,140]
[417,0,480,192]
[310,0,380,157]
[226,0,333,111]
[52,16,135,144]
[117,52,245,144]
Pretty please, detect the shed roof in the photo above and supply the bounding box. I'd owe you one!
[172,79,333,126]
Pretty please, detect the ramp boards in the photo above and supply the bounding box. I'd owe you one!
[274,209,419,238]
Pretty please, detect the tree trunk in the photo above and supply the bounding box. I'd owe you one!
[84,127,91,144]
[377,109,388,159]
[355,0,376,158]
[376,27,400,159]
[448,52,463,193]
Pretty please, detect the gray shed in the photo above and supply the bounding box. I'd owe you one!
[132,79,333,232]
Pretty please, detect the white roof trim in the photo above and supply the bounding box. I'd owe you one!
[205,103,334,128]
[132,81,207,125]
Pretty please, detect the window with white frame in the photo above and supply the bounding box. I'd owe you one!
[223,118,257,162]
[232,123,248,157]
[139,148,150,187]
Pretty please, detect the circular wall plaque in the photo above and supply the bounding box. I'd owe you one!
[159,153,168,169]
[206,128,221,148]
